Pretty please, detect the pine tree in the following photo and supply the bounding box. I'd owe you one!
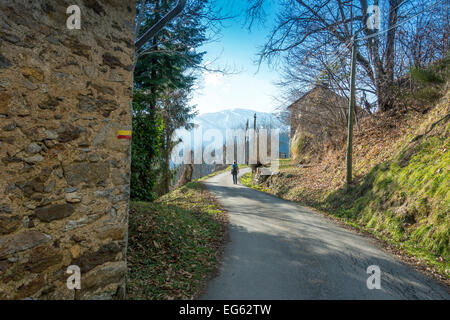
[131,0,210,199]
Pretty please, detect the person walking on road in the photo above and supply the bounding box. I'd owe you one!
[231,162,239,184]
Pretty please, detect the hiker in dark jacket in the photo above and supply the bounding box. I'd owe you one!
[231,162,239,184]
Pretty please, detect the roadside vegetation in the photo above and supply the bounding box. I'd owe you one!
[240,173,271,193]
[127,181,228,299]
[131,1,226,201]
[241,84,449,280]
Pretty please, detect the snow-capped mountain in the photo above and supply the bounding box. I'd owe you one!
[191,108,290,156]
[193,108,289,133]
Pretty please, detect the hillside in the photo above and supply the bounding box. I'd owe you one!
[243,88,450,280]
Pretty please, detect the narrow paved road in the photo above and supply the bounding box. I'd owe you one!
[200,169,449,300]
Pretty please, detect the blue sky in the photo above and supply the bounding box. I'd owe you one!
[190,0,282,115]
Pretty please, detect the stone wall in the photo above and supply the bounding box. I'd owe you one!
[0,0,135,299]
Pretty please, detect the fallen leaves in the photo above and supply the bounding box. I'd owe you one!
[247,103,450,284]
[126,183,228,300]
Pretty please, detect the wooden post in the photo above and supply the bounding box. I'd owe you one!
[245,119,249,165]
[254,113,258,165]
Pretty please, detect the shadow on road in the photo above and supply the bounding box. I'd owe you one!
[200,172,450,300]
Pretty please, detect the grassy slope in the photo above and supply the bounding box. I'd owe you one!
[324,115,449,274]
[242,91,449,279]
[127,181,227,299]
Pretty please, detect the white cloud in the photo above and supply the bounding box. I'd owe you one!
[203,71,223,86]
[222,83,232,93]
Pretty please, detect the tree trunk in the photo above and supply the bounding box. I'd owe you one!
[163,124,170,194]
[150,0,160,111]
[175,151,194,188]
[378,0,400,112]
[360,0,399,112]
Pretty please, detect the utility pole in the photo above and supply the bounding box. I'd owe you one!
[346,37,357,186]
[254,113,258,164]
[245,119,249,165]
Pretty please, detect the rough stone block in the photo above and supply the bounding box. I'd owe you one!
[76,261,127,300]
[63,162,110,186]
[24,245,62,273]
[0,92,11,114]
[0,231,51,258]
[0,215,21,235]
[34,204,75,222]
[72,242,122,273]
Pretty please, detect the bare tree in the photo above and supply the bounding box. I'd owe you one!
[246,0,449,112]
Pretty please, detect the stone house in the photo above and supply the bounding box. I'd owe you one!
[287,85,351,142]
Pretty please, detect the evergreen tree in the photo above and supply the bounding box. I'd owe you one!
[131,0,212,199]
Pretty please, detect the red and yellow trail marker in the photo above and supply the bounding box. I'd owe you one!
[117,130,132,140]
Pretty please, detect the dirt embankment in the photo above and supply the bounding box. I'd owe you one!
[247,89,450,281]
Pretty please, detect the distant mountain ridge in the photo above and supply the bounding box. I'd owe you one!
[192,108,290,156]
[194,108,289,133]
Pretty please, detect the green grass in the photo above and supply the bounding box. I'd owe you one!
[126,181,228,299]
[239,120,450,277]
[324,132,449,261]
[279,158,294,170]
[198,166,231,181]
[240,172,272,193]
[320,129,449,276]
[290,132,314,162]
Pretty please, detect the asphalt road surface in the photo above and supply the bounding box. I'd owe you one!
[200,169,449,300]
